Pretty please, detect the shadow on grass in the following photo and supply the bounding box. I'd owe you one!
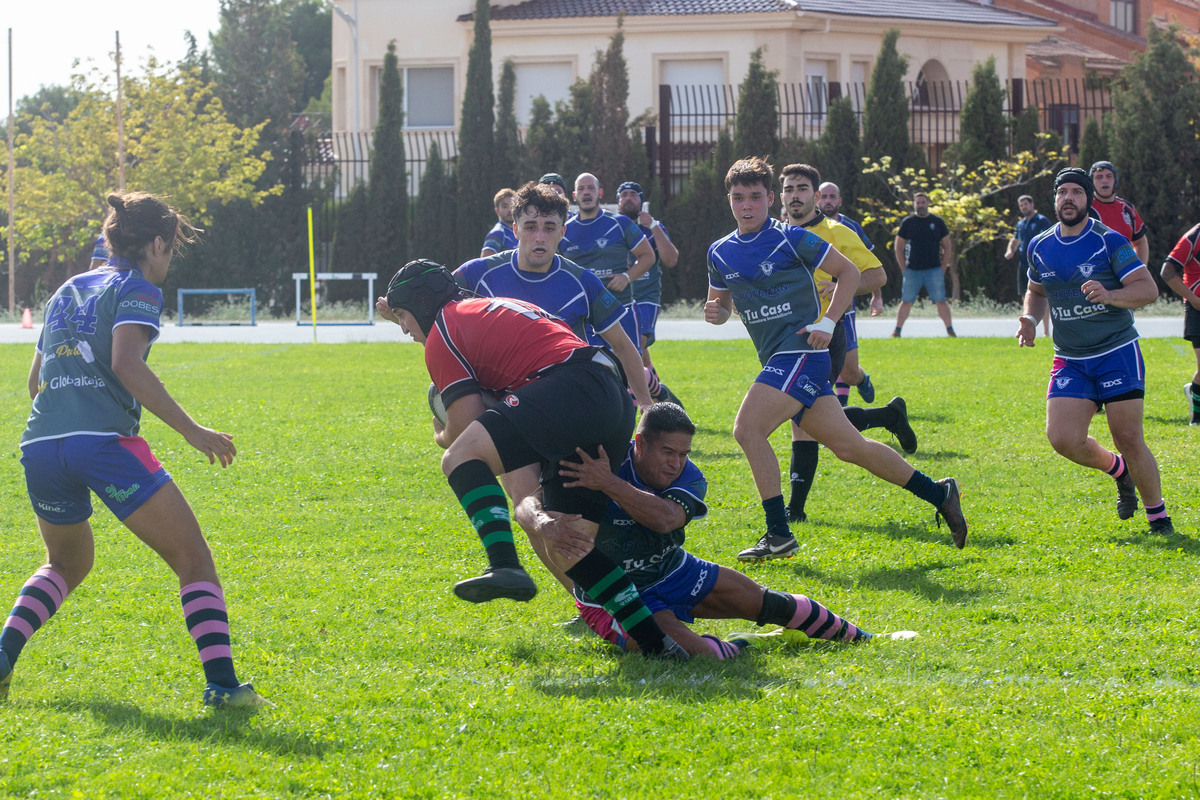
[806,517,1017,550]
[1108,527,1198,555]
[888,448,971,462]
[783,559,985,605]
[50,699,328,756]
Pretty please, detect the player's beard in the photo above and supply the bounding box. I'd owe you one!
[1056,203,1087,226]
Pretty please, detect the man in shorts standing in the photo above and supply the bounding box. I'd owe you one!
[378,261,685,657]
[892,192,956,338]
[1017,168,1173,534]
[1005,194,1052,336]
[1160,223,1200,425]
[705,157,968,560]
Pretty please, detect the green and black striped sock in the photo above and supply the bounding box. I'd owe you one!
[447,460,520,570]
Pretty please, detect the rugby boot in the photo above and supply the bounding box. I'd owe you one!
[1115,469,1139,520]
[737,533,800,563]
[857,372,876,404]
[886,396,918,454]
[453,567,538,603]
[1148,516,1176,536]
[203,682,272,708]
[935,477,968,549]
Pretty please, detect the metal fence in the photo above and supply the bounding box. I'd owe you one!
[657,77,1113,198]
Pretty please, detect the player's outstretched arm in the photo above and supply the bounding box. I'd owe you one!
[598,323,652,407]
[1016,284,1048,348]
[111,324,236,467]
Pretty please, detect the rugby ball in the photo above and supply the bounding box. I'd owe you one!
[428,383,448,426]
[428,383,505,426]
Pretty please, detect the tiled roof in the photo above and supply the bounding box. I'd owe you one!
[469,0,1056,25]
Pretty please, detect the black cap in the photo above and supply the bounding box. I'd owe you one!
[1053,167,1094,208]
[617,181,645,203]
[538,173,567,192]
[385,260,464,336]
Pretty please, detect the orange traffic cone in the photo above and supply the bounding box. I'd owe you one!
[21,308,33,329]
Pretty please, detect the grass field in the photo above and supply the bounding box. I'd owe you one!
[0,338,1196,799]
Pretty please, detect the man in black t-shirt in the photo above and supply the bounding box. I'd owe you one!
[892,192,956,337]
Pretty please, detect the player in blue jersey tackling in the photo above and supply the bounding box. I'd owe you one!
[0,192,267,707]
[704,157,968,560]
[1017,168,1174,535]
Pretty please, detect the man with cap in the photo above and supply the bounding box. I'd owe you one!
[563,173,656,351]
[1017,168,1174,535]
[1088,161,1148,264]
[616,179,684,406]
[376,260,687,658]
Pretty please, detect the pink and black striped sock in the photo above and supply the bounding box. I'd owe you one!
[835,381,851,406]
[0,567,69,667]
[180,581,239,689]
[700,634,744,660]
[787,594,873,642]
[1145,501,1169,522]
[1105,452,1127,479]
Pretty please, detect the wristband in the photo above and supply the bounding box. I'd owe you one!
[809,316,837,336]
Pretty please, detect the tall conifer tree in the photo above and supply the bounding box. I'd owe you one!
[456,0,497,263]
[367,41,408,273]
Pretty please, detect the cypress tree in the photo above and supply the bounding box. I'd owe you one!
[1011,104,1040,155]
[366,40,407,274]
[663,130,736,302]
[524,95,561,179]
[816,97,861,212]
[588,20,633,190]
[494,59,524,189]
[456,0,496,264]
[554,80,594,186]
[734,47,779,159]
[1077,116,1106,171]
[862,29,910,170]
[412,143,459,267]
[955,57,1007,170]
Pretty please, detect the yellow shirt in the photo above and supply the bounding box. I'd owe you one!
[791,214,881,317]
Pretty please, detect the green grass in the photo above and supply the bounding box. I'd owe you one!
[0,339,1196,798]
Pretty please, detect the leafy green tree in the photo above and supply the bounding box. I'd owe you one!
[456,0,497,265]
[1077,117,1106,174]
[1108,24,1200,265]
[412,143,460,266]
[734,47,779,159]
[493,60,524,189]
[285,0,333,109]
[862,29,910,170]
[954,57,1007,171]
[553,80,594,185]
[366,41,408,274]
[860,135,1066,301]
[209,0,305,142]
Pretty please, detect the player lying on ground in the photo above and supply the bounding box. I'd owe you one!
[517,403,916,659]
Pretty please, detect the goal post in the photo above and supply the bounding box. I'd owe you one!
[292,272,378,326]
[177,289,257,326]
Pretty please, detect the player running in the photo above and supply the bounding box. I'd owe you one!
[1018,167,1174,535]
[0,192,268,707]
[1160,222,1200,425]
[704,157,968,559]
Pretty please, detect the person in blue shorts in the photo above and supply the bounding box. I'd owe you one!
[704,157,968,560]
[562,173,656,351]
[1017,167,1174,535]
[616,180,684,407]
[517,403,916,658]
[0,191,268,707]
[480,187,518,257]
[819,181,881,404]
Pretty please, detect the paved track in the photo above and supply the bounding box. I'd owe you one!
[0,316,1184,345]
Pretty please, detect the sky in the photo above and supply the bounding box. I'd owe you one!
[1,0,224,109]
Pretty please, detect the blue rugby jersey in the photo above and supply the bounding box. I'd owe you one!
[481,221,518,254]
[23,260,163,445]
[454,251,625,339]
[560,210,647,304]
[708,219,831,365]
[1027,219,1145,358]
